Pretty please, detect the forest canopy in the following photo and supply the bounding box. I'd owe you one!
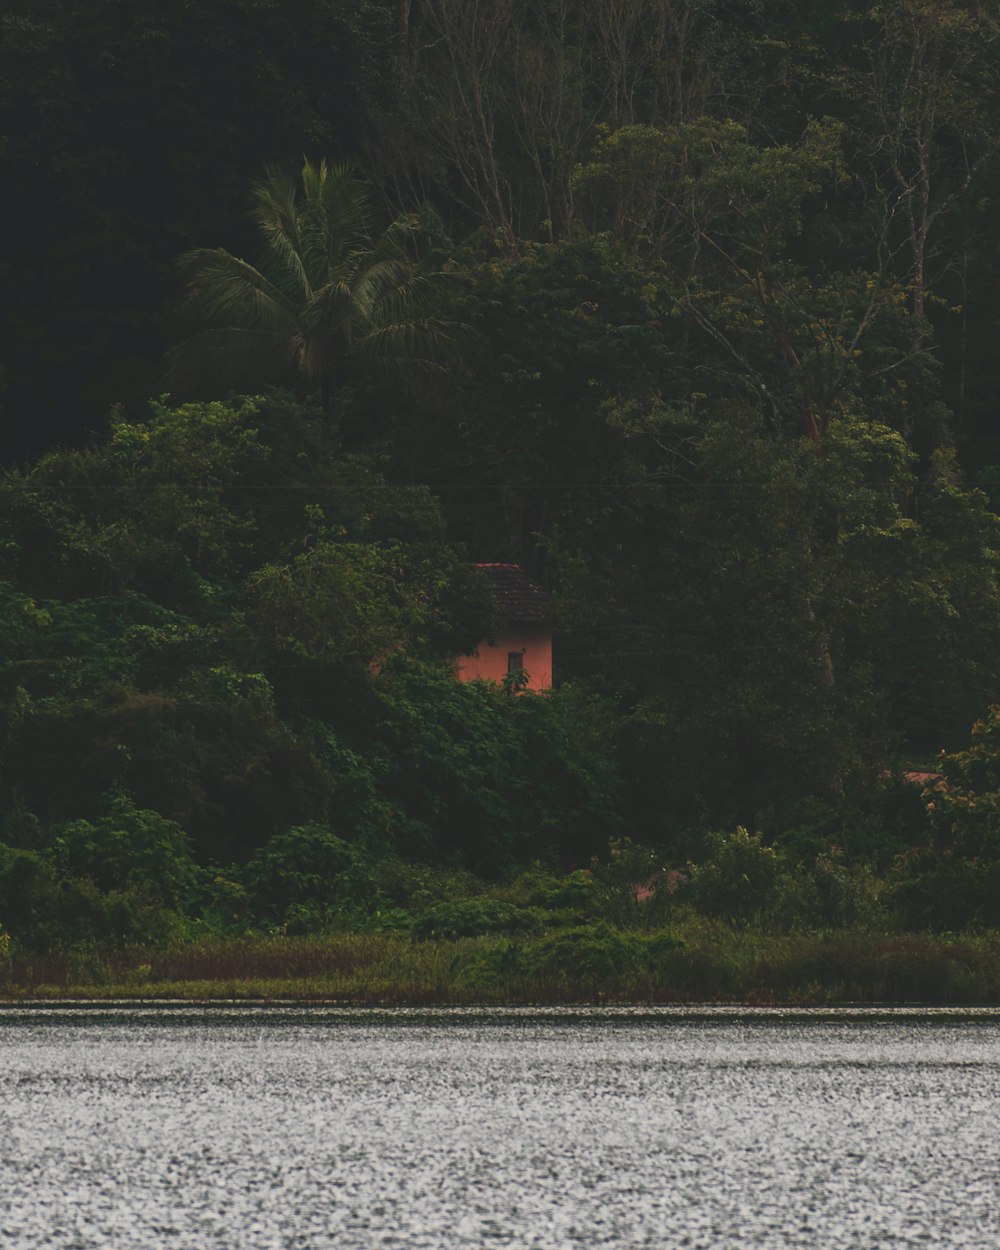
[2,0,1000,949]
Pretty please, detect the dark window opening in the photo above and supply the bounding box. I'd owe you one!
[507,651,524,673]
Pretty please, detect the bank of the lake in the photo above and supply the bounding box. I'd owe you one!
[4,928,1000,1005]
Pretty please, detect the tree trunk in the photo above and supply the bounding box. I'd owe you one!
[396,0,411,52]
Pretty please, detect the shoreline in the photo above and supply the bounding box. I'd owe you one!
[2,927,1000,1006]
[3,998,1000,1014]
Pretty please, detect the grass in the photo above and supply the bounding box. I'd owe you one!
[4,926,1000,1004]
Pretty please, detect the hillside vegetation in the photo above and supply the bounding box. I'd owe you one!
[3,1,1000,983]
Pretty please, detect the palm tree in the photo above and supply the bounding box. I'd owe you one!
[168,159,455,410]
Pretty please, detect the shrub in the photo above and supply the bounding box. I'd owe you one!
[885,847,1000,930]
[522,923,646,983]
[193,873,252,935]
[451,924,686,995]
[0,841,184,951]
[375,858,484,911]
[243,823,377,927]
[0,844,59,940]
[499,865,601,924]
[780,848,883,930]
[925,707,1000,858]
[687,827,784,928]
[411,897,542,940]
[452,939,526,991]
[51,794,197,908]
[591,839,675,927]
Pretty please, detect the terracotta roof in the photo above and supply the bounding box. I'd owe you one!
[901,770,942,786]
[880,769,943,786]
[476,563,547,623]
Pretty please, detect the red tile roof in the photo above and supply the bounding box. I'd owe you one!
[901,770,942,786]
[476,563,547,623]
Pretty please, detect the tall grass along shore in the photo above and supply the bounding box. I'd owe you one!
[4,927,1000,1007]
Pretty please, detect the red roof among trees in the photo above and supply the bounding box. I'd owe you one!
[475,563,547,623]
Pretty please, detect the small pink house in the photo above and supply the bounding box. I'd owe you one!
[457,563,552,691]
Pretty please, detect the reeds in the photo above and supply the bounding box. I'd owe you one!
[3,927,1000,1004]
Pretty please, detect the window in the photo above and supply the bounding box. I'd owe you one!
[507,651,524,673]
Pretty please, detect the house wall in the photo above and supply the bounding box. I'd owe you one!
[456,627,552,691]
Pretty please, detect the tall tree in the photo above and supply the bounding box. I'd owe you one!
[853,0,1000,318]
[374,0,722,244]
[575,118,919,443]
[0,0,381,456]
[169,160,454,411]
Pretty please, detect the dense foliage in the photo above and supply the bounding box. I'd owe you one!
[3,0,1000,955]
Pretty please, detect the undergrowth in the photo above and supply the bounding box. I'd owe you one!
[5,926,1000,1005]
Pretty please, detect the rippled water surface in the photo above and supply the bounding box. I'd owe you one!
[2,1005,999,1248]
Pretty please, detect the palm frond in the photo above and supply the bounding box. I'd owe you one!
[302,280,355,342]
[252,167,300,246]
[300,159,372,279]
[168,160,468,409]
[368,213,422,261]
[363,268,463,328]
[179,248,299,338]
[251,169,314,301]
[354,318,459,365]
[353,323,457,401]
[349,257,420,323]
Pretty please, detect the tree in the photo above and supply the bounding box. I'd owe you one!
[887,703,1000,928]
[548,401,1000,837]
[853,0,1000,318]
[688,827,785,928]
[925,706,1000,859]
[386,234,684,555]
[376,0,722,244]
[169,159,454,411]
[575,117,929,443]
[0,0,379,457]
[0,392,498,863]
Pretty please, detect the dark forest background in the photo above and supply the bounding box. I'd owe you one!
[3,0,1000,949]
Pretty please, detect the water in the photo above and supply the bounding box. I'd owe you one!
[1,1005,998,1249]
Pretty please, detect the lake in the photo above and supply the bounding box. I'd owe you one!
[1,1005,998,1248]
